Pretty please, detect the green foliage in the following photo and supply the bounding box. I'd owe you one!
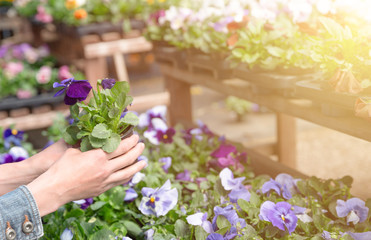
[63,81,138,153]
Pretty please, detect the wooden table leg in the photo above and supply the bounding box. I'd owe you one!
[276,113,297,168]
[165,75,193,127]
[84,57,108,100]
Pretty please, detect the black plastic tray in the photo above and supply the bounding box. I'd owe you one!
[0,93,64,111]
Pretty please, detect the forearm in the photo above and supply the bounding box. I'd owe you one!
[0,158,40,196]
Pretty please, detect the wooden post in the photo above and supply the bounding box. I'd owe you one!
[165,75,193,127]
[84,57,108,100]
[113,53,130,82]
[276,113,297,168]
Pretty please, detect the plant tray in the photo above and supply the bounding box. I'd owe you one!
[186,53,233,80]
[0,92,64,112]
[294,80,361,117]
[153,45,187,69]
[234,65,319,96]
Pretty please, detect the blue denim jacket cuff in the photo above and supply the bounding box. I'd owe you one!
[0,185,44,240]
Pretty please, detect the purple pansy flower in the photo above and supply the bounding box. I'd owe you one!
[212,205,247,239]
[3,128,24,149]
[336,198,369,224]
[211,144,245,171]
[124,188,138,202]
[159,157,172,173]
[211,144,236,158]
[259,201,298,234]
[101,78,116,89]
[143,118,175,145]
[0,146,29,164]
[219,168,250,203]
[139,180,178,217]
[53,78,92,105]
[262,179,292,200]
[0,45,8,58]
[138,105,167,130]
[60,228,73,240]
[187,212,213,234]
[73,198,93,209]
[206,233,224,240]
[145,229,154,240]
[127,172,145,187]
[176,170,191,181]
[347,232,371,240]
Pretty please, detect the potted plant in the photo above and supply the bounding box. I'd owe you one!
[53,78,139,152]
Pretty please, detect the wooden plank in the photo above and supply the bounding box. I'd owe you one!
[9,108,30,118]
[164,75,193,127]
[113,53,130,82]
[84,57,108,100]
[276,113,296,168]
[0,110,69,131]
[159,64,371,142]
[84,36,152,59]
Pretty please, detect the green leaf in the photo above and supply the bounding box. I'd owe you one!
[109,187,125,208]
[195,226,208,240]
[89,135,107,148]
[265,225,279,238]
[70,104,80,119]
[90,228,115,240]
[77,131,90,139]
[90,201,107,211]
[108,107,120,119]
[63,125,80,145]
[250,191,261,207]
[174,219,189,238]
[266,46,284,57]
[80,137,93,152]
[65,208,85,219]
[123,221,141,237]
[111,81,130,97]
[91,123,111,139]
[238,199,250,214]
[102,133,121,153]
[120,112,139,126]
[115,92,127,111]
[216,215,231,230]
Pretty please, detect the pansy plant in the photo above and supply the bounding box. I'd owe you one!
[54,78,139,153]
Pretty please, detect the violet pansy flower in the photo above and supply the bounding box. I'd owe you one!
[159,157,172,173]
[336,198,369,224]
[124,188,138,202]
[206,233,224,240]
[261,173,298,200]
[259,201,298,234]
[73,198,93,209]
[187,212,213,234]
[53,78,92,105]
[219,168,250,203]
[60,228,73,240]
[0,146,29,164]
[139,180,178,217]
[138,105,167,129]
[3,128,24,149]
[347,231,371,240]
[176,170,191,181]
[212,205,247,239]
[143,118,175,145]
[101,78,116,89]
[128,172,145,187]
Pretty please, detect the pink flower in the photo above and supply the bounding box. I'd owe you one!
[5,62,24,79]
[58,65,73,80]
[35,5,53,23]
[16,90,33,99]
[36,66,52,84]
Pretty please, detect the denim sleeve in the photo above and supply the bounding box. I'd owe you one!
[0,186,43,240]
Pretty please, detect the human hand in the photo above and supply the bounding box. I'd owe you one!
[27,139,68,175]
[27,134,146,216]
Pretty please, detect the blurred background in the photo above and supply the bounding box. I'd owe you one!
[1,0,371,199]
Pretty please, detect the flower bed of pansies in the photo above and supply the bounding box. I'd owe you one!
[0,43,83,99]
[146,0,371,118]
[2,102,368,239]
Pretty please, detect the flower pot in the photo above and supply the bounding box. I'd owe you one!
[186,48,232,80]
[234,64,320,96]
[120,125,134,139]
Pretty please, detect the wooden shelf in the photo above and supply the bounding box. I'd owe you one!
[160,64,371,143]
